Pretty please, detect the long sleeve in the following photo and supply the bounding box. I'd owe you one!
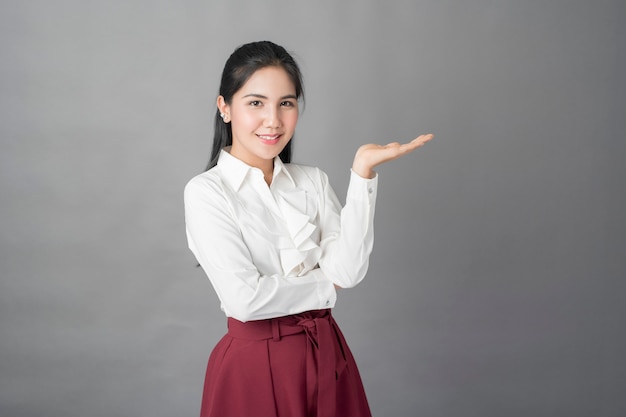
[318,169,378,288]
[184,177,337,322]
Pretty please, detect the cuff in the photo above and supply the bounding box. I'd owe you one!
[347,169,378,203]
[312,268,337,309]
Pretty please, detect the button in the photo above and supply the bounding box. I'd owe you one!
[325,300,330,306]
[368,187,374,194]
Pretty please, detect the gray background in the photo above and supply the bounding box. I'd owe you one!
[1,1,625,416]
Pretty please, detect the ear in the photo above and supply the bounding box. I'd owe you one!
[216,96,230,123]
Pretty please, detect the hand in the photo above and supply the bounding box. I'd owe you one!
[352,134,434,179]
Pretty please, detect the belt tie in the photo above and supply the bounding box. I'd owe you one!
[295,311,347,417]
[227,309,347,417]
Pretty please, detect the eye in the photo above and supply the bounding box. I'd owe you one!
[280,100,296,107]
[248,100,262,107]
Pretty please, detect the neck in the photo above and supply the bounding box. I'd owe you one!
[260,160,274,180]
[255,159,274,186]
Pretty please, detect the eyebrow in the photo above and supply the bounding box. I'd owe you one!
[242,93,298,100]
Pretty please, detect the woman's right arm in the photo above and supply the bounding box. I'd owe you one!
[184,178,336,323]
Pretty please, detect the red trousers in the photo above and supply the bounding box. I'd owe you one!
[200,309,372,417]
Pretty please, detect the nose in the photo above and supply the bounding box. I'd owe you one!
[264,106,282,128]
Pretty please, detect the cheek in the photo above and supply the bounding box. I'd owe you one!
[285,112,299,130]
[232,111,259,131]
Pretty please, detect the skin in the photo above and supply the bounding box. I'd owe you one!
[352,134,433,179]
[217,65,434,184]
[217,66,298,184]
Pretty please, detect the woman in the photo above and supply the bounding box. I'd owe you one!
[184,41,432,417]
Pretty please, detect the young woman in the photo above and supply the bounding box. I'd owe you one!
[184,41,432,417]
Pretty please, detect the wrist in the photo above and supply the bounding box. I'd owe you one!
[351,162,375,179]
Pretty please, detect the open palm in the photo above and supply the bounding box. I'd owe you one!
[352,134,434,178]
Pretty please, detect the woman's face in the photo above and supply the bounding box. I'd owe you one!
[219,66,299,173]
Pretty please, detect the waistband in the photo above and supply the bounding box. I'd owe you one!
[227,309,332,341]
[227,309,343,417]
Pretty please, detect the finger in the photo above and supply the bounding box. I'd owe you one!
[397,134,433,154]
[406,134,434,148]
[413,133,434,144]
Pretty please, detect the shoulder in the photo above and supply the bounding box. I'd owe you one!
[284,163,330,186]
[184,168,225,203]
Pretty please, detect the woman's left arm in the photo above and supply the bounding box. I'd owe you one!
[318,134,433,288]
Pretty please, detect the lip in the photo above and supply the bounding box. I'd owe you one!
[256,133,282,145]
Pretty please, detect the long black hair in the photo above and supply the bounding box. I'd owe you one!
[206,41,305,171]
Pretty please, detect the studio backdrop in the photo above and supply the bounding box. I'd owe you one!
[1,1,624,416]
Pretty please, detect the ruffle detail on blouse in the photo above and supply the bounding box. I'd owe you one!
[275,188,321,277]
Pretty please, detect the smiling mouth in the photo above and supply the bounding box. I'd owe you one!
[257,134,282,144]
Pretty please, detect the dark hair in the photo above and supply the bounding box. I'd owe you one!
[206,41,305,170]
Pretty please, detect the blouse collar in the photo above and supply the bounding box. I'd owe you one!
[216,148,296,191]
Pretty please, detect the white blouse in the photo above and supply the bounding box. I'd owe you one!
[184,149,378,322]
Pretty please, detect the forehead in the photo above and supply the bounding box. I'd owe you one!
[236,66,296,97]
